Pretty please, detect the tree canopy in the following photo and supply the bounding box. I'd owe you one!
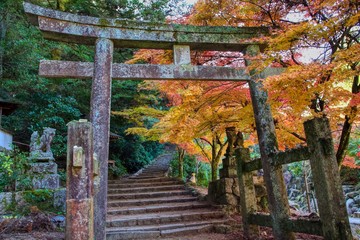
[0,0,182,173]
[121,0,359,180]
[1,0,358,179]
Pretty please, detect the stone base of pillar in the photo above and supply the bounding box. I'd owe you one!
[32,174,60,189]
[28,162,60,190]
[207,176,268,213]
[208,178,240,212]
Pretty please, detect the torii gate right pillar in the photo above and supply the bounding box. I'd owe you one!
[246,45,295,240]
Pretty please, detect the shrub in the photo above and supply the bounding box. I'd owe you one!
[170,153,211,187]
[0,148,32,192]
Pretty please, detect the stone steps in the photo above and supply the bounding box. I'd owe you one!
[130,172,166,177]
[108,195,199,208]
[106,220,227,240]
[108,184,185,194]
[107,201,209,215]
[108,189,189,200]
[106,154,229,239]
[114,177,175,184]
[128,175,165,179]
[107,219,226,232]
[140,171,167,174]
[107,209,225,228]
[108,180,180,189]
[108,177,178,185]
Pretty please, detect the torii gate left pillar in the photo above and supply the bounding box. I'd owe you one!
[91,38,113,240]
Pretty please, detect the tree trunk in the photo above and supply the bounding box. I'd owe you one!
[336,74,359,169]
[211,138,217,182]
[211,159,217,182]
[211,153,223,182]
[177,147,185,179]
[210,134,227,182]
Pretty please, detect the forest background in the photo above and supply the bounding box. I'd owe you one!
[0,0,359,185]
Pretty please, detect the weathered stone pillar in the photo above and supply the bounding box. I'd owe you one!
[246,45,294,239]
[304,117,352,240]
[219,127,238,178]
[235,140,259,237]
[66,120,94,240]
[91,38,113,240]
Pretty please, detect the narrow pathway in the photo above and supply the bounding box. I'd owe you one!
[106,154,229,239]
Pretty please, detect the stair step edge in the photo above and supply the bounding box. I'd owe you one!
[160,224,213,236]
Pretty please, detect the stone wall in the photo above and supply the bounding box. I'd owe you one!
[208,178,240,207]
[0,192,12,213]
[0,188,66,214]
[207,174,268,212]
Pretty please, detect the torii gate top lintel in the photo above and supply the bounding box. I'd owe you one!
[24,2,269,52]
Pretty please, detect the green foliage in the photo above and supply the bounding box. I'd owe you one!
[0,149,32,192]
[170,153,211,187]
[26,0,189,21]
[3,189,61,215]
[0,152,13,191]
[170,153,194,180]
[71,0,188,21]
[249,144,260,159]
[348,132,360,165]
[287,162,303,177]
[109,156,128,177]
[22,189,53,212]
[183,155,196,179]
[196,162,211,187]
[0,0,171,170]
[4,94,82,158]
[109,134,164,173]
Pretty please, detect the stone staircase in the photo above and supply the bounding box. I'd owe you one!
[106,154,229,239]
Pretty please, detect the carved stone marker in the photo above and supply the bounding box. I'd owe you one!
[29,127,59,189]
[66,120,94,240]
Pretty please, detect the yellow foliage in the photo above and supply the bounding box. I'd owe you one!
[120,0,359,163]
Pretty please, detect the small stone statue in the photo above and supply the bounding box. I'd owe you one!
[189,173,196,184]
[30,127,56,161]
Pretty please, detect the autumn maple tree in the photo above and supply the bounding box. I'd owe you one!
[189,0,360,168]
[120,47,259,181]
[116,0,359,182]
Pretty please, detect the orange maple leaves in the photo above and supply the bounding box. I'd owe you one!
[119,0,359,169]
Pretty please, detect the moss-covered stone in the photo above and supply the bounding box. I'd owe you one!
[24,2,270,51]
[98,18,111,26]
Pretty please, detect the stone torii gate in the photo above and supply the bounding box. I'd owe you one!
[23,2,351,240]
